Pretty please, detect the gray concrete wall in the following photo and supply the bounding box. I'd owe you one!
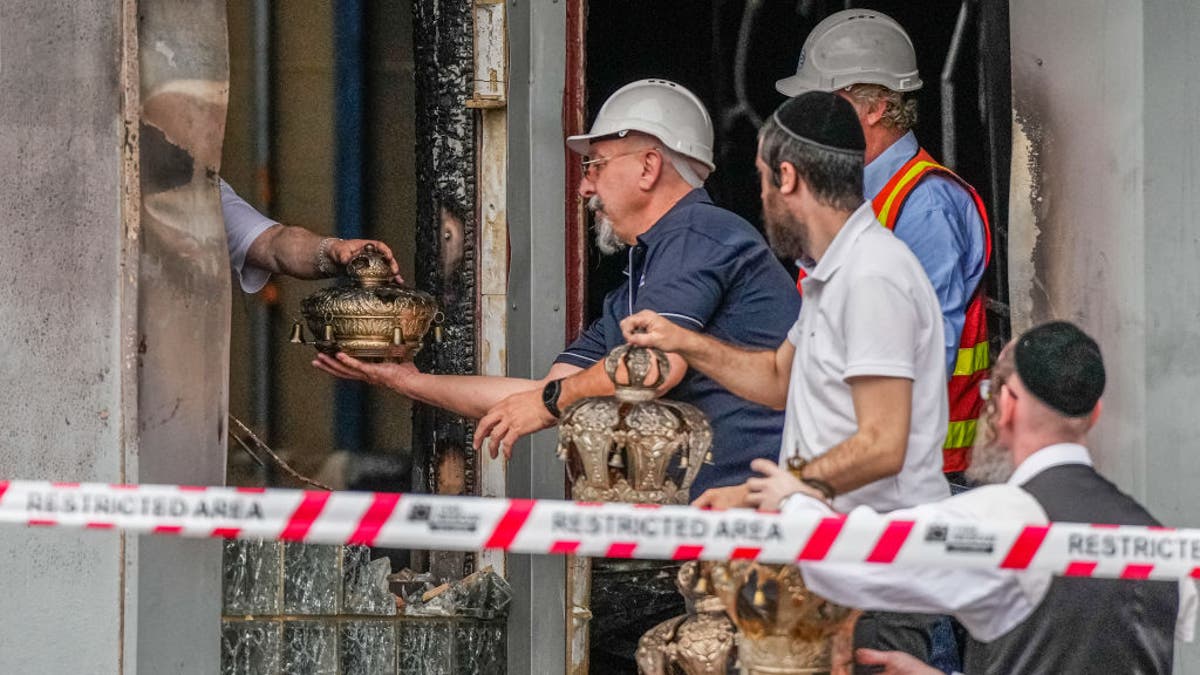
[0,2,133,671]
[1009,1,1200,669]
[0,1,230,672]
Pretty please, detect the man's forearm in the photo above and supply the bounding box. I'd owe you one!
[246,224,326,279]
[802,430,905,495]
[675,331,789,410]
[405,373,544,419]
[557,353,687,410]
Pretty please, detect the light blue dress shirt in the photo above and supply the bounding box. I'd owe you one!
[864,131,988,376]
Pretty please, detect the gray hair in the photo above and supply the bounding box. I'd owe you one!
[844,83,918,131]
[757,115,863,212]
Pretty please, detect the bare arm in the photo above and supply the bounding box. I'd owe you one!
[246,224,401,280]
[621,310,793,410]
[802,376,912,495]
[558,352,688,409]
[312,354,580,420]
[471,354,687,458]
[409,362,582,419]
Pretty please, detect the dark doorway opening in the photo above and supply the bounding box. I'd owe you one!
[580,3,1011,669]
[583,0,1012,352]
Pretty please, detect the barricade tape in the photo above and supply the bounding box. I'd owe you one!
[4,479,1200,581]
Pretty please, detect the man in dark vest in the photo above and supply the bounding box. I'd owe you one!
[761,321,1196,674]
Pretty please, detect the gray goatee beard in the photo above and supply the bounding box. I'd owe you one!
[589,196,626,255]
[964,415,1015,485]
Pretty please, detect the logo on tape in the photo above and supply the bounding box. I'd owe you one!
[925,522,995,554]
[407,502,479,533]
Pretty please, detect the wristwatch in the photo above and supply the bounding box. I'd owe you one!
[541,378,564,418]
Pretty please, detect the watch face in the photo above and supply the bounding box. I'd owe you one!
[542,379,562,416]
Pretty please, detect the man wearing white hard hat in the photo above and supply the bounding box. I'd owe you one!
[779,9,992,488]
[316,79,800,503]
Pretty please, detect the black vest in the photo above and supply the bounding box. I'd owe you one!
[964,464,1178,674]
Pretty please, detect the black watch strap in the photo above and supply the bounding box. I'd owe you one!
[542,378,564,418]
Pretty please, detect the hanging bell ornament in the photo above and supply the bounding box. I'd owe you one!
[289,321,306,344]
[752,585,768,610]
[608,450,625,469]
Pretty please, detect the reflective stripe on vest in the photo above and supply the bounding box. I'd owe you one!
[870,148,993,473]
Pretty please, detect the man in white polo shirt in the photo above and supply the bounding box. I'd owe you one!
[621,91,949,660]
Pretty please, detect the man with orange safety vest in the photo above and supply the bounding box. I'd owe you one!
[777,9,991,484]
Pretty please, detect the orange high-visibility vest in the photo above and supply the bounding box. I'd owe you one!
[795,148,992,473]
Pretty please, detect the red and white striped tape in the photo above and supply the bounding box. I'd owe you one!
[4,480,1200,580]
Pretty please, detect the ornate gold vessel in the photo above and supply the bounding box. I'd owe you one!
[637,561,736,675]
[291,244,439,362]
[709,562,853,674]
[556,343,711,504]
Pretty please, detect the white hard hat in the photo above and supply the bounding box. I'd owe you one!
[566,79,715,172]
[776,9,923,96]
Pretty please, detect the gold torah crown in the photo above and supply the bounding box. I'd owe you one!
[292,244,440,362]
[709,561,853,673]
[555,343,712,504]
[636,561,737,675]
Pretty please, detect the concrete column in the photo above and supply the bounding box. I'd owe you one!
[1009,1,1200,669]
[0,1,229,672]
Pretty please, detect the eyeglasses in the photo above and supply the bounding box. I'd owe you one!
[580,146,660,181]
[979,379,1017,402]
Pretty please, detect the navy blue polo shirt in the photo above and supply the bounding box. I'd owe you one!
[556,188,801,499]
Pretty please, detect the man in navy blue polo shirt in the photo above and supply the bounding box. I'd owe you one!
[314,79,799,500]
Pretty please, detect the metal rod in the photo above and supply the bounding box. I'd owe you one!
[940,0,973,170]
[252,0,275,483]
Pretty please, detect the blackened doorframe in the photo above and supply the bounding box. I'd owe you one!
[411,0,479,583]
[579,0,1012,349]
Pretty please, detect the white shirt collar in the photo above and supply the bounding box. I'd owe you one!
[795,201,874,282]
[1008,442,1093,486]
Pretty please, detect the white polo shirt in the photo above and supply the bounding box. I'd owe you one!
[780,202,950,512]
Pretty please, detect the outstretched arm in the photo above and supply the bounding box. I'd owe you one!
[312,354,581,420]
[620,310,793,410]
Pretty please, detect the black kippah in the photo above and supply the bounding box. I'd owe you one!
[771,92,866,155]
[1014,321,1106,417]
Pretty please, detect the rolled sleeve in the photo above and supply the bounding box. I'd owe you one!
[841,275,919,381]
[221,179,277,293]
[633,232,731,331]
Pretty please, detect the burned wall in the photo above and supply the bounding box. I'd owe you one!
[411,0,478,583]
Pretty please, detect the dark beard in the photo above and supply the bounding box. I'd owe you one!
[764,207,810,261]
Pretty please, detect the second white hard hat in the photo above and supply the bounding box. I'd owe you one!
[566,78,715,172]
[775,9,922,96]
